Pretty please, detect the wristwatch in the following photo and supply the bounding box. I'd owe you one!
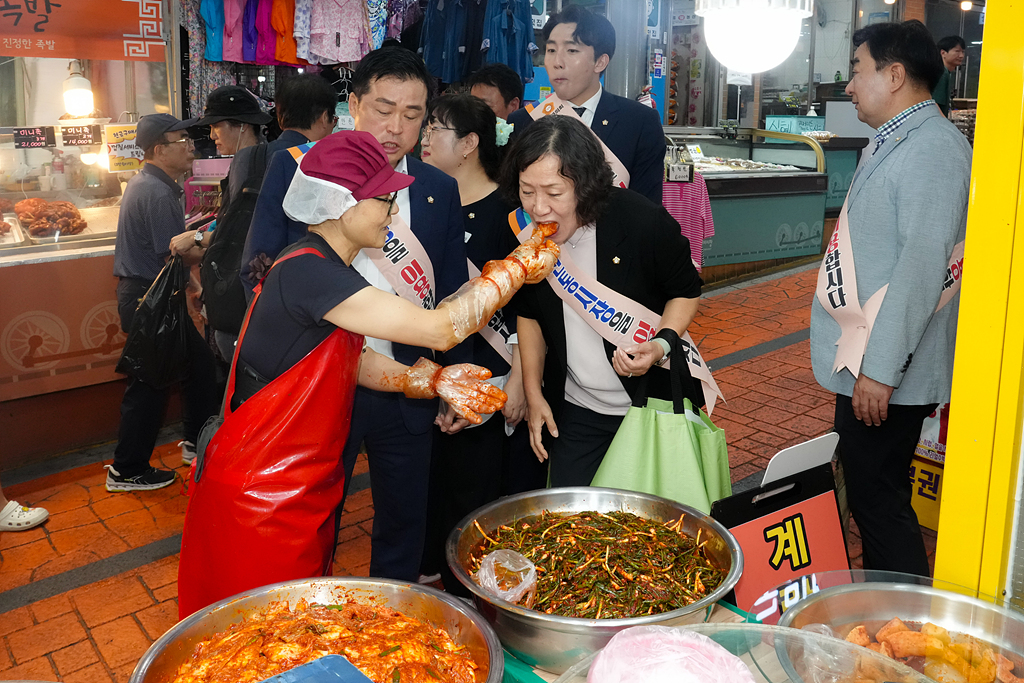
[194,230,205,249]
[653,337,672,367]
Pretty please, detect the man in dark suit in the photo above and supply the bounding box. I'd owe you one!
[240,47,470,582]
[507,4,665,204]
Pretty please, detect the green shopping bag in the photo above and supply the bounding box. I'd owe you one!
[591,334,730,513]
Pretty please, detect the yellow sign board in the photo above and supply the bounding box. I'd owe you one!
[910,456,943,531]
[105,124,143,171]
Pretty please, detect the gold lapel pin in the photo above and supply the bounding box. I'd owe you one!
[613,256,621,264]
[427,196,434,203]
[602,120,609,126]
[468,212,475,219]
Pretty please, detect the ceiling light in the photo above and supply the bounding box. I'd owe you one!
[961,1,972,9]
[697,0,813,74]
[63,59,94,117]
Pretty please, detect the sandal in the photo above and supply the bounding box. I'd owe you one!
[0,500,49,531]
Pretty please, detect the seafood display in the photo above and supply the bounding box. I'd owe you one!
[844,617,1021,683]
[169,598,477,683]
[15,199,87,237]
[468,510,725,620]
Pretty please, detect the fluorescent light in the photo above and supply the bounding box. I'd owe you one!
[961,1,972,10]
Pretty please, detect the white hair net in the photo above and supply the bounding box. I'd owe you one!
[282,164,359,225]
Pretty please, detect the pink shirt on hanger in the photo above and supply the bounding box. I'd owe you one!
[222,0,245,62]
[309,0,368,64]
[254,0,279,64]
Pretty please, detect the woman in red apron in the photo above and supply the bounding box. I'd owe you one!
[179,131,559,618]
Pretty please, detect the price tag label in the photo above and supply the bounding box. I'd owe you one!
[60,125,102,147]
[686,143,705,160]
[14,126,56,149]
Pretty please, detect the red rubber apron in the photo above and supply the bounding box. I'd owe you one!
[178,247,364,619]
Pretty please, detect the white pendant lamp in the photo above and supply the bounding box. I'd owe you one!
[63,59,94,117]
[696,0,814,74]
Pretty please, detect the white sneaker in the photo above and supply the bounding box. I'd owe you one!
[418,573,442,584]
[0,500,49,531]
[180,440,197,466]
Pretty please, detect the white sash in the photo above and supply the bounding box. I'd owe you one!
[527,93,631,190]
[816,194,964,378]
[467,259,515,364]
[367,214,438,310]
[510,210,723,414]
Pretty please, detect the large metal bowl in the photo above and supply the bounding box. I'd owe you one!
[778,580,1024,672]
[445,487,744,674]
[129,577,504,683]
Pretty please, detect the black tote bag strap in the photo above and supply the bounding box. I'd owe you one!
[630,329,702,415]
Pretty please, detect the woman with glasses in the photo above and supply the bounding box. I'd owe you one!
[177,130,559,617]
[417,93,544,593]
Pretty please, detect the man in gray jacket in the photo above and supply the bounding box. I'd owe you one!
[810,21,971,576]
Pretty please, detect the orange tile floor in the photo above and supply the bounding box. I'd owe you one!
[0,262,937,681]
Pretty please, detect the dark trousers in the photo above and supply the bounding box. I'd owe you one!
[113,278,220,477]
[422,415,506,595]
[834,394,936,577]
[501,422,548,495]
[341,387,434,581]
[548,402,625,487]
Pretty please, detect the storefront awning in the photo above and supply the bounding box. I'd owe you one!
[0,0,166,62]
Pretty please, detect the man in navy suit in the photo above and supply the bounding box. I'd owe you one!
[507,4,666,205]
[241,47,470,582]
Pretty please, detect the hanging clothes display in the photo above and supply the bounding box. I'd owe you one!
[293,0,317,63]
[419,0,467,84]
[255,0,281,64]
[200,0,225,61]
[481,0,536,83]
[368,0,387,50]
[272,0,299,64]
[222,0,245,62]
[309,0,371,64]
[182,0,237,115]
[242,0,260,62]
[460,0,486,81]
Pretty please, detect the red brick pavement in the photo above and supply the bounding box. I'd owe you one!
[0,264,937,681]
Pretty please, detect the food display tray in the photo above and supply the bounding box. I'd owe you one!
[27,205,119,245]
[0,213,28,248]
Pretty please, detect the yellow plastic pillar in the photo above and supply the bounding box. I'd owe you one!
[934,0,1024,599]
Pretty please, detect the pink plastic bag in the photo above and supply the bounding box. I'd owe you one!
[588,626,757,683]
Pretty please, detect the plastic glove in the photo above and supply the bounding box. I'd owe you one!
[438,222,560,343]
[400,358,508,424]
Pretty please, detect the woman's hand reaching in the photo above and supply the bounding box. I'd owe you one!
[401,358,507,424]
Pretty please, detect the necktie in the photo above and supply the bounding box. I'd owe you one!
[573,107,586,118]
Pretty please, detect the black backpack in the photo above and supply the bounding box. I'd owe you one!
[201,144,270,334]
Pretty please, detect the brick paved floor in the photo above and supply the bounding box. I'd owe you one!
[0,263,937,681]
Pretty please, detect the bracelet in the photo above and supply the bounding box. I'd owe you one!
[652,337,672,366]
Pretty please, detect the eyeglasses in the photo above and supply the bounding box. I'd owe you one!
[372,193,398,212]
[421,124,456,140]
[163,137,195,150]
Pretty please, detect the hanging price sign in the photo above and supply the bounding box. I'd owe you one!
[14,126,57,149]
[60,125,102,147]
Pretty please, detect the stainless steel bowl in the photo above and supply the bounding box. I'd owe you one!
[778,581,1024,669]
[445,487,744,674]
[129,577,504,683]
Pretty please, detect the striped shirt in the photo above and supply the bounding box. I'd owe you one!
[874,99,936,152]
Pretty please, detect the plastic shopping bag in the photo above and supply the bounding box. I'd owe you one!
[116,255,191,388]
[588,626,756,683]
[475,550,537,607]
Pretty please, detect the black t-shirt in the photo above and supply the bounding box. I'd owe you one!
[465,189,517,377]
[238,233,370,380]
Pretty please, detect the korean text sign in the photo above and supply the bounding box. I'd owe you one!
[106,124,142,171]
[1,0,165,61]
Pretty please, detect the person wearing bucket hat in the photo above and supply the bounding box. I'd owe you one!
[177,130,560,617]
[196,85,272,203]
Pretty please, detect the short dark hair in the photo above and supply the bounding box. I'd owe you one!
[142,133,167,160]
[852,20,945,91]
[500,116,613,227]
[351,46,433,99]
[937,35,966,52]
[466,64,524,107]
[276,74,338,130]
[428,94,504,181]
[542,4,615,66]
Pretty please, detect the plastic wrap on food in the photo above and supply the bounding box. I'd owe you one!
[476,550,537,607]
[587,626,757,683]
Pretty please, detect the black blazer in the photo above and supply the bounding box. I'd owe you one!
[508,90,666,204]
[506,188,702,423]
